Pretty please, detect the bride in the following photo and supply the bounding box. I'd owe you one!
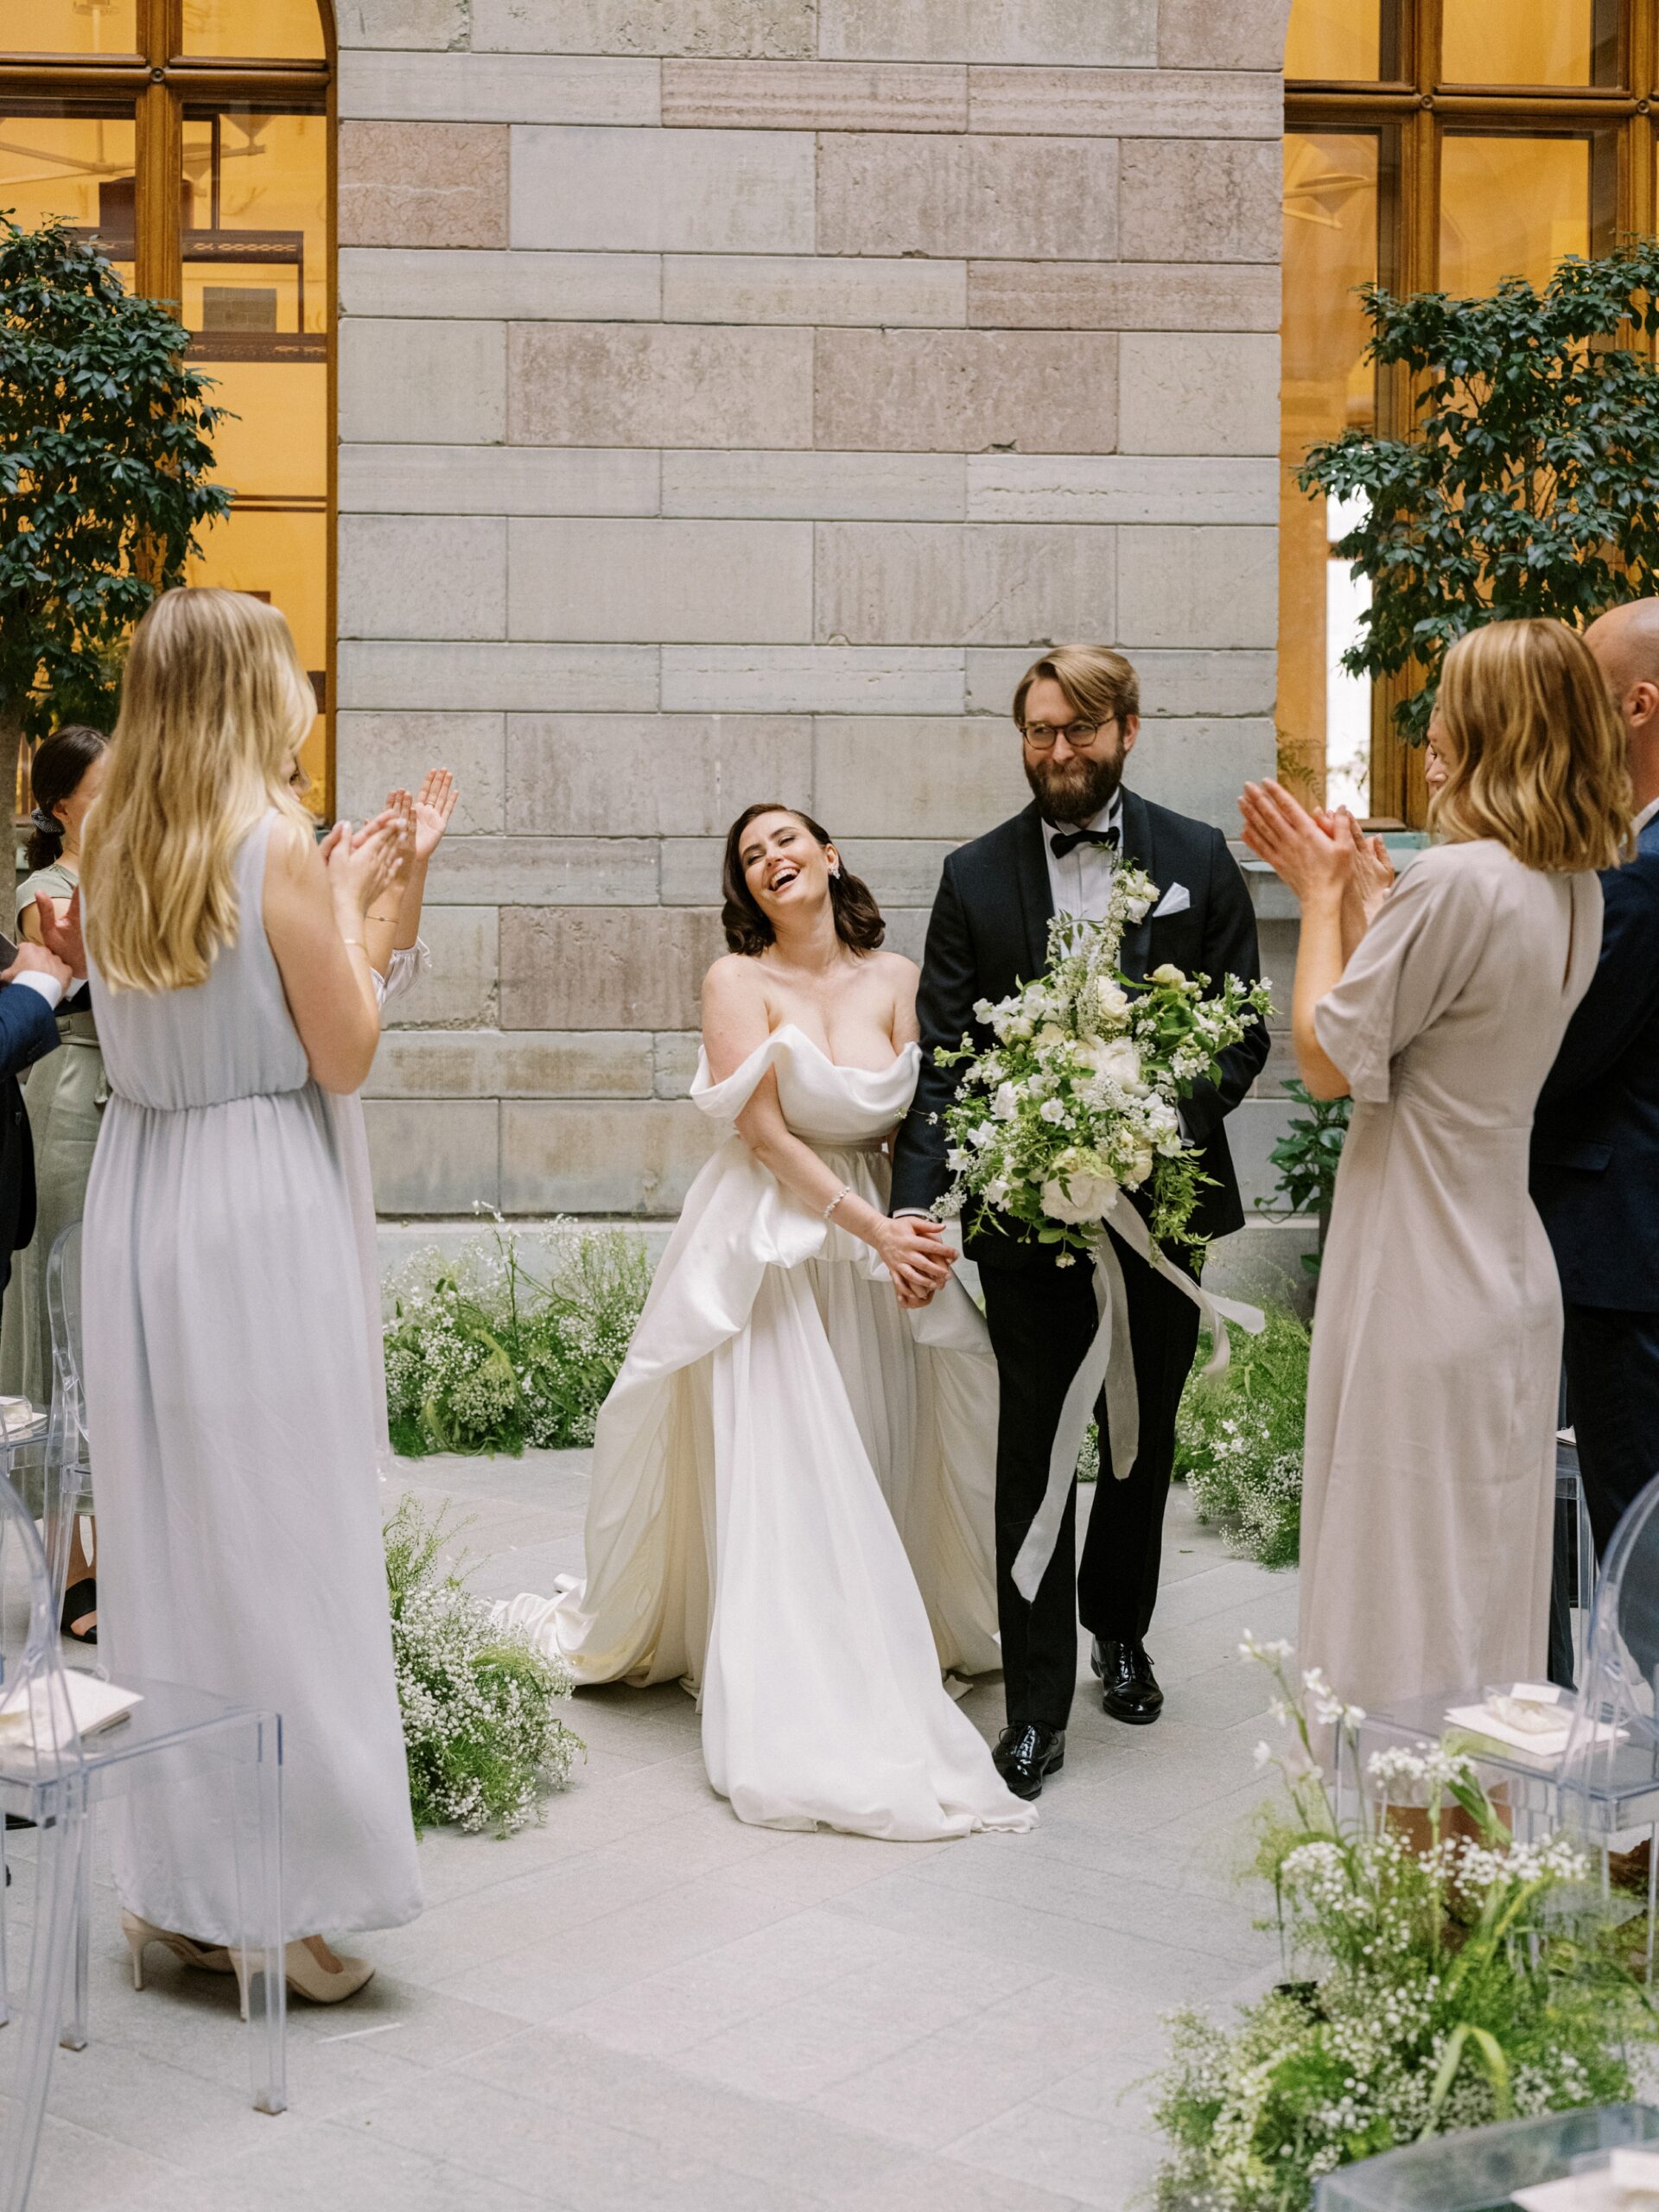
[500,804,1033,1840]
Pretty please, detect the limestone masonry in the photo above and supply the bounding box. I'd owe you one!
[334,0,1294,1219]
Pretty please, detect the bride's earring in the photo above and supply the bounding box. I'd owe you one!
[829,855,842,880]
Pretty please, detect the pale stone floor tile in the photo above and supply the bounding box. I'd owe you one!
[838,2155,1090,2211]
[36,1452,1294,2210]
[946,2101,1168,2212]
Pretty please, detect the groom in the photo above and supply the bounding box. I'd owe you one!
[891,647,1268,1799]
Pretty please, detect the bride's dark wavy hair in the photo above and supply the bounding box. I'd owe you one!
[720,803,886,957]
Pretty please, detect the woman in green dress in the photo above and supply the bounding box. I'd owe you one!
[2,723,110,1639]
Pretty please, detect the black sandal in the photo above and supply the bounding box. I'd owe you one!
[60,1577,97,1645]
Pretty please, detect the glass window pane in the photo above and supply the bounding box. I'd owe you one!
[0,106,137,295]
[181,105,329,803]
[1440,0,1615,86]
[1440,134,1601,296]
[1280,131,1385,818]
[1287,0,1381,79]
[181,0,325,60]
[5,0,138,54]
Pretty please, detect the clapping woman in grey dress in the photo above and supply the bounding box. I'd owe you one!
[1240,619,1629,1726]
[80,587,423,2002]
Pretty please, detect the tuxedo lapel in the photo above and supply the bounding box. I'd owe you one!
[1013,802,1054,980]
[1117,787,1155,981]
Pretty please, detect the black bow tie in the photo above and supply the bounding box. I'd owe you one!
[1050,823,1121,859]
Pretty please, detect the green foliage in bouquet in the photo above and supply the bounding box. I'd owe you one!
[934,867,1271,1262]
[0,215,232,745]
[385,1496,583,1836]
[1153,1641,1655,2212]
[1176,1312,1311,1569]
[1300,241,1659,745]
[384,1219,650,1458]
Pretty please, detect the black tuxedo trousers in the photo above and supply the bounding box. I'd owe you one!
[980,1234,1201,1731]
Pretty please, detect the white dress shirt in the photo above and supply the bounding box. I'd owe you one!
[1634,794,1659,839]
[12,969,65,1011]
[1043,791,1124,923]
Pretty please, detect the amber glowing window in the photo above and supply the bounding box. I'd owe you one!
[1281,0,1645,827]
[0,2,333,806]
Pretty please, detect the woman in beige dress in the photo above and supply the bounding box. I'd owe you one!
[1240,618,1630,1720]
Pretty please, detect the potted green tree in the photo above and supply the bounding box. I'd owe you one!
[1300,239,1659,742]
[0,213,230,769]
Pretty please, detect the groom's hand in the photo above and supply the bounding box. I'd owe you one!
[874,1214,954,1306]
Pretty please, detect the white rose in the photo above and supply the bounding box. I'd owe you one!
[1084,1038,1142,1090]
[1123,891,1154,923]
[1041,1169,1119,1224]
[1034,1022,1066,1050]
[1039,1097,1066,1125]
[1125,1139,1155,1186]
[1149,962,1187,988]
[1091,979,1129,1023]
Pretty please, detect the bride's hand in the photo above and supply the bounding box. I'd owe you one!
[1238,779,1354,906]
[874,1216,956,1305]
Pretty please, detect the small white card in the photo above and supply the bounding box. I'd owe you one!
[0,1669,143,1758]
[1151,881,1191,918]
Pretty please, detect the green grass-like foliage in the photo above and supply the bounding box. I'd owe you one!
[1175,1311,1312,1570]
[384,1219,650,1458]
[385,1495,583,1837]
[1154,1642,1656,2211]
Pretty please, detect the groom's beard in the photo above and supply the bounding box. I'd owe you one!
[1024,739,1127,826]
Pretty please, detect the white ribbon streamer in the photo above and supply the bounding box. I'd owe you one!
[1010,1206,1265,1603]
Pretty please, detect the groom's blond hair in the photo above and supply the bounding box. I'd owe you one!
[1012,646,1140,730]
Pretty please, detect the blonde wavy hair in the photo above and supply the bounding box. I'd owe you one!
[83,588,314,993]
[1432,618,1632,872]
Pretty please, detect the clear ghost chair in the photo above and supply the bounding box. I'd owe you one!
[3,1221,289,2139]
[1351,1467,1659,1979]
[0,1471,86,2212]
[41,1222,92,1626]
[1558,1466,1659,1937]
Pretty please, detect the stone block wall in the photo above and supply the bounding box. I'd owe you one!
[334,0,1289,1217]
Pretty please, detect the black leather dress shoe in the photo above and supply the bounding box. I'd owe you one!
[1093,1638,1164,1725]
[993,1722,1065,1801]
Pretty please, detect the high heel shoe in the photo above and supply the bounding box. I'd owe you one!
[229,1940,375,2018]
[121,1910,234,1986]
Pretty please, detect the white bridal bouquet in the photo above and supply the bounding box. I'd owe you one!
[934,863,1272,1262]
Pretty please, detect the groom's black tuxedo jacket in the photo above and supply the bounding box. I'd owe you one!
[1531,820,1659,1312]
[890,790,1269,1261]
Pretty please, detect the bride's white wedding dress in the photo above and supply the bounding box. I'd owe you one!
[497,1026,1033,1840]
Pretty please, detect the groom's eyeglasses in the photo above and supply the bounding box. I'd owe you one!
[1020,719,1111,752]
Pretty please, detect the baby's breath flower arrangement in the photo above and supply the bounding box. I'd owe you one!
[1153,1637,1652,2212]
[1176,1312,1311,1568]
[385,1217,650,1457]
[933,867,1271,1261]
[385,1496,583,1836]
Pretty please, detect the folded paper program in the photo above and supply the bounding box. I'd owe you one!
[0,1669,141,1758]
[1444,1681,1622,1761]
[1515,2149,1659,2212]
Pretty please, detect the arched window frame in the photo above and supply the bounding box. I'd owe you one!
[0,0,336,811]
[1286,0,1659,823]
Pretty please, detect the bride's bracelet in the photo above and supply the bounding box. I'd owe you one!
[823,1184,853,1221]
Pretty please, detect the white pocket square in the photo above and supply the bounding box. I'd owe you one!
[1151,881,1191,918]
